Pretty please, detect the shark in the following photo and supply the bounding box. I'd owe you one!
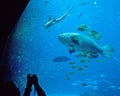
[45,1,89,32]
[45,6,73,32]
[58,32,114,58]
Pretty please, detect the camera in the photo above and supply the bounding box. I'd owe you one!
[27,74,38,84]
[28,74,36,78]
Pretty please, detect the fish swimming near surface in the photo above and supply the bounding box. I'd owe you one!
[45,5,73,32]
[58,32,114,58]
[53,56,71,62]
[45,1,88,32]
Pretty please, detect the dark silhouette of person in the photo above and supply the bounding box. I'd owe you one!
[0,80,20,96]
[0,74,46,96]
[23,74,46,96]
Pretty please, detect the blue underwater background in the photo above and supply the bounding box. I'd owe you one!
[5,0,120,96]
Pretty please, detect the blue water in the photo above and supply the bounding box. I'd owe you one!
[6,0,120,96]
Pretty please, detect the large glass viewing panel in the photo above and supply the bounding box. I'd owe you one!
[4,0,120,96]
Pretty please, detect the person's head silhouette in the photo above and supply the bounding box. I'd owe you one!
[0,80,20,96]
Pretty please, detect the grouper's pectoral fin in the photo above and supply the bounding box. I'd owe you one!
[69,46,75,54]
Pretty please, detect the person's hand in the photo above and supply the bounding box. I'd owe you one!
[26,74,33,88]
[32,75,38,85]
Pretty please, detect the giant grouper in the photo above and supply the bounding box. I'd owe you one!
[58,32,114,58]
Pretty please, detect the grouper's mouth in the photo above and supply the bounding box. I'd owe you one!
[57,34,65,43]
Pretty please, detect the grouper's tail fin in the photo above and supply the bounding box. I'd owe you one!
[102,44,114,57]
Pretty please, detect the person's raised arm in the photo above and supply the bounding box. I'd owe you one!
[32,75,46,96]
[23,74,33,96]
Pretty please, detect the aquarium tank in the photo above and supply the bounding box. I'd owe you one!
[2,0,120,96]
